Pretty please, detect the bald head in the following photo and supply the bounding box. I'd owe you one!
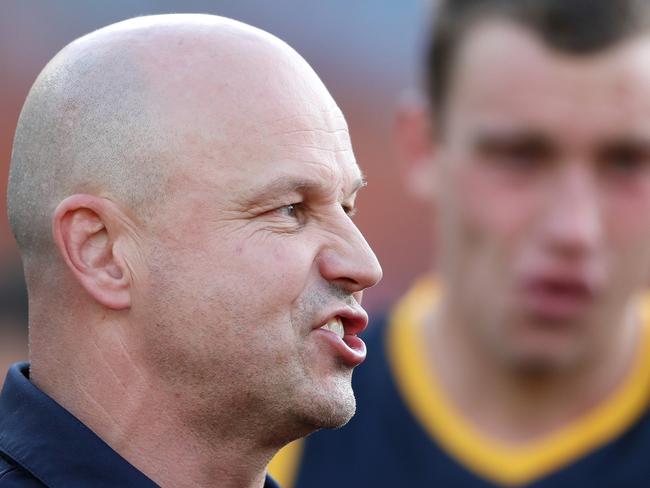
[3,15,382,485]
[7,14,335,267]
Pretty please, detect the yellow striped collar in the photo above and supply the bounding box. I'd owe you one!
[387,277,650,486]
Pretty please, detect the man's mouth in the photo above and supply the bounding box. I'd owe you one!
[313,310,368,366]
[319,316,345,339]
[520,275,596,321]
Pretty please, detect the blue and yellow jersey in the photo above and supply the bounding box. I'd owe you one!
[269,278,650,487]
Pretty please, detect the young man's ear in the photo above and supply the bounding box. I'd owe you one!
[52,195,132,310]
[393,93,438,203]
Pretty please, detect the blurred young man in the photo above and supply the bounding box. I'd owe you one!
[270,0,650,486]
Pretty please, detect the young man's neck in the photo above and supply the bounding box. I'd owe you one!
[424,301,641,444]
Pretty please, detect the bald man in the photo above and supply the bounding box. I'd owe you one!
[0,14,382,488]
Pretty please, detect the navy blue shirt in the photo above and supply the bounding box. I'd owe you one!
[0,362,280,488]
[279,298,650,488]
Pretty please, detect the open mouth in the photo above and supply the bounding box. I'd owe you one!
[314,312,368,366]
[319,316,345,339]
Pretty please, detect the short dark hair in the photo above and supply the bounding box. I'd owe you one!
[427,0,650,121]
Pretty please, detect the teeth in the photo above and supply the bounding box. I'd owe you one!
[321,316,345,339]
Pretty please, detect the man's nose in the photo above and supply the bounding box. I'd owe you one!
[539,163,602,258]
[318,216,383,295]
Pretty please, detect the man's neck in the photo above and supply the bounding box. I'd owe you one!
[424,301,641,444]
[103,392,274,488]
[31,329,275,488]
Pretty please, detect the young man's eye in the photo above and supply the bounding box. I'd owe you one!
[485,144,545,170]
[475,134,552,173]
[600,147,649,175]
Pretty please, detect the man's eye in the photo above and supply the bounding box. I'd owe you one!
[277,203,300,218]
[600,147,649,175]
[477,137,551,173]
[342,204,357,217]
[487,147,543,170]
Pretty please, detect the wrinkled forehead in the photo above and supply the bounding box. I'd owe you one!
[255,101,354,163]
[229,97,359,198]
[254,103,360,195]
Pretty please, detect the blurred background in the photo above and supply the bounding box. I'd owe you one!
[0,0,433,379]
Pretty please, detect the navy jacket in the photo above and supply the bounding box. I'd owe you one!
[0,362,280,488]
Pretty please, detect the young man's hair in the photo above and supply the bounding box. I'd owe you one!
[427,0,650,121]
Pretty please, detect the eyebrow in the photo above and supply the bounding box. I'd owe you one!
[244,175,367,206]
[473,129,554,148]
[472,127,650,150]
[466,128,557,161]
[349,176,368,195]
[598,136,650,151]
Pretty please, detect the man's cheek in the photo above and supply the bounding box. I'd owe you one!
[456,174,534,241]
[606,218,650,271]
[615,239,650,287]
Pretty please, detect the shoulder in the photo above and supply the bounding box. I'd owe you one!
[0,455,44,487]
[585,407,650,485]
[0,454,18,482]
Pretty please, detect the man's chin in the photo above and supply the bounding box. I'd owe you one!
[295,386,357,431]
[316,404,356,430]
[502,344,586,376]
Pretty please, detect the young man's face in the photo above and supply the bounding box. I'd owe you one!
[435,20,650,370]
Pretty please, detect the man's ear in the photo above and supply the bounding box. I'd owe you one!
[393,94,438,203]
[52,195,132,310]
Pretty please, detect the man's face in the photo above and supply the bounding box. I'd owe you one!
[435,21,650,371]
[129,47,382,440]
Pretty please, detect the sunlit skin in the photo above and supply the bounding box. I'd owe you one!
[21,15,381,488]
[423,20,650,442]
